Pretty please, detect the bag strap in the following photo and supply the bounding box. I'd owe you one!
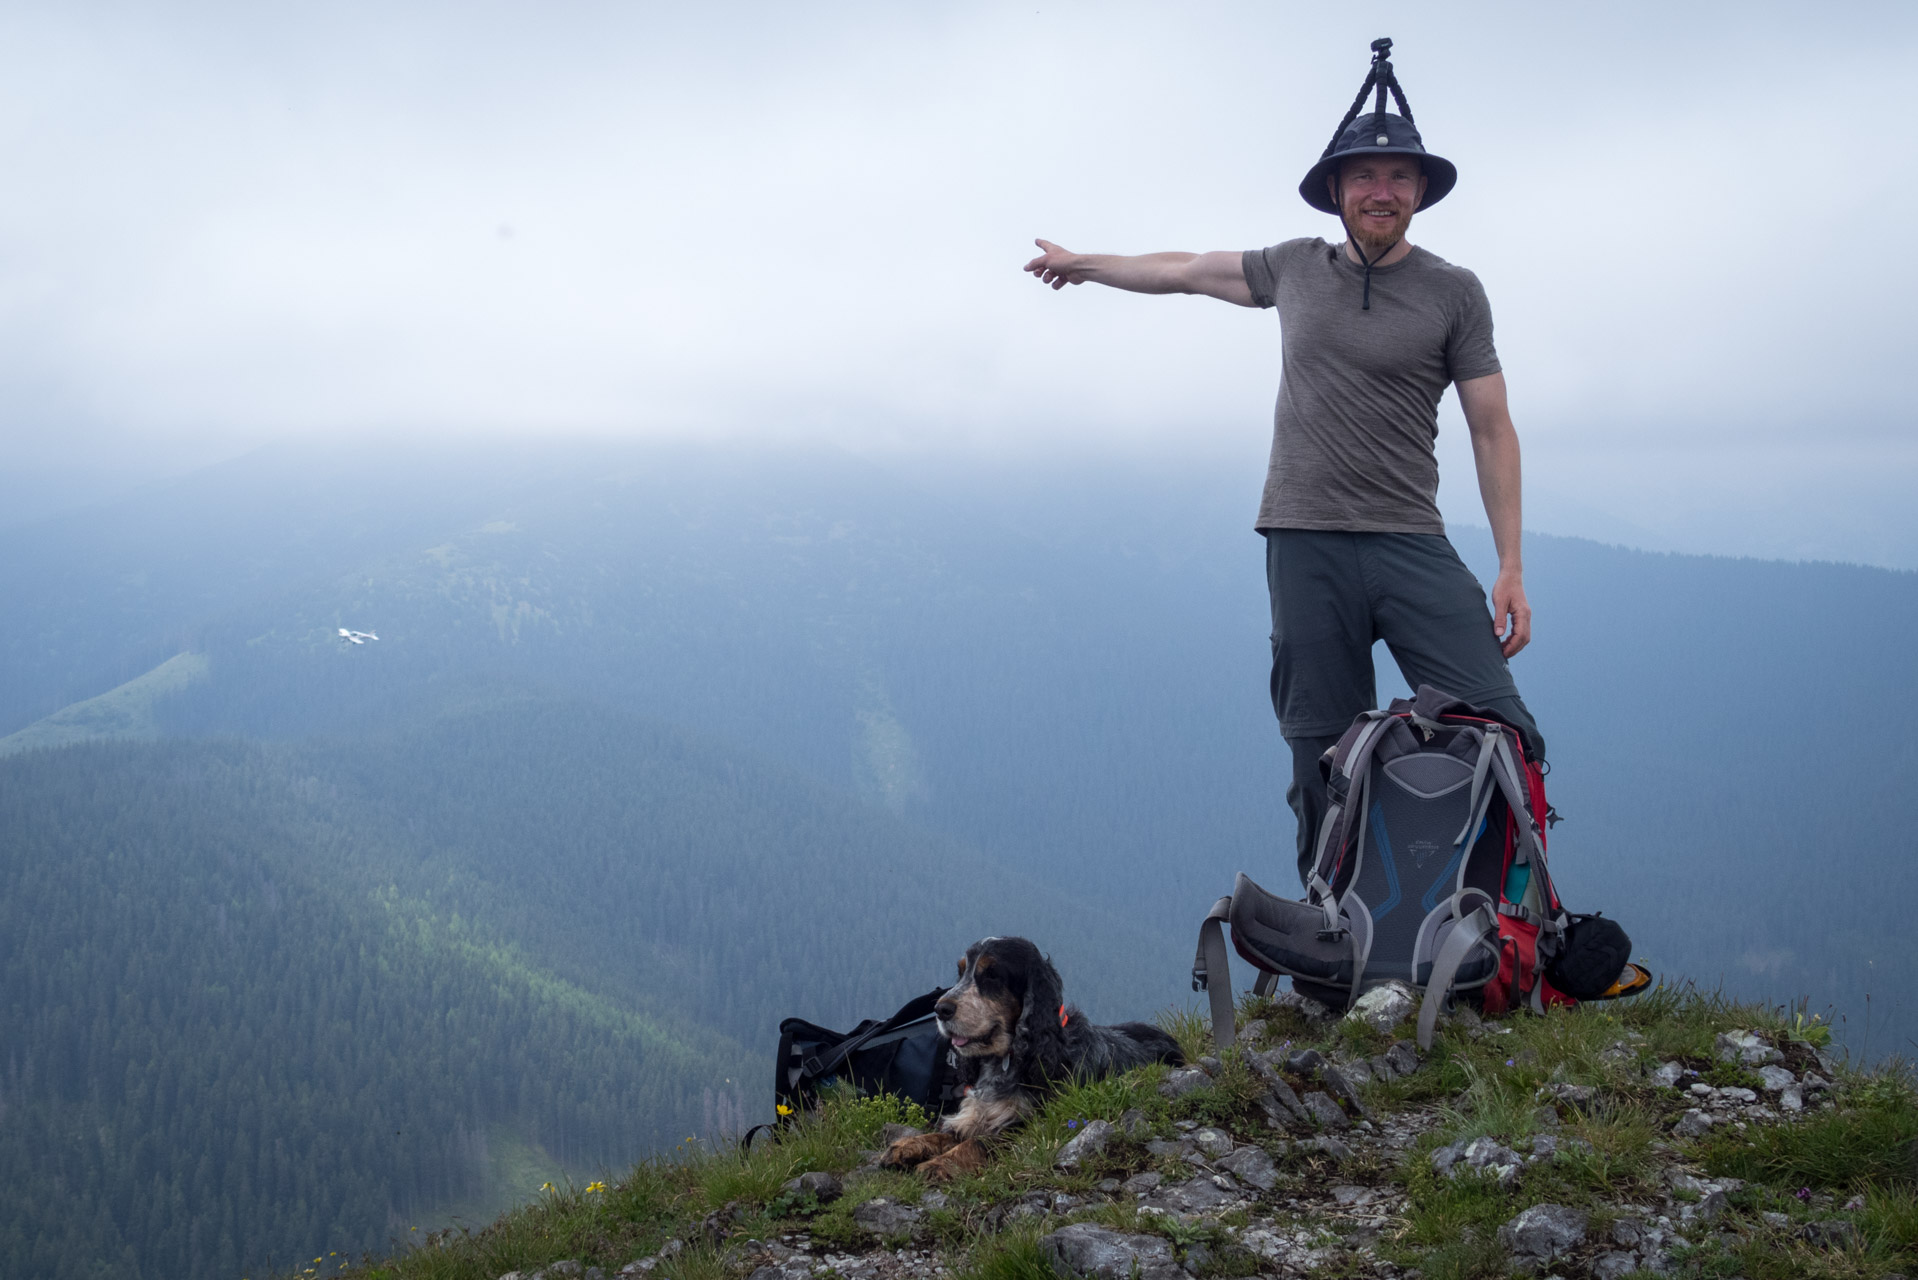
[1194,895,1237,1051]
[804,987,947,1082]
[1416,902,1497,1049]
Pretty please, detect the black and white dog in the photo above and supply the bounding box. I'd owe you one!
[880,936,1183,1180]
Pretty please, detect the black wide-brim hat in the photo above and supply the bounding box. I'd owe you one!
[1298,110,1457,214]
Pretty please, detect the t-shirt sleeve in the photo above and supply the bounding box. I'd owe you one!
[1241,242,1304,309]
[1445,270,1502,383]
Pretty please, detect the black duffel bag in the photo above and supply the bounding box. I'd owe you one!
[771,987,962,1123]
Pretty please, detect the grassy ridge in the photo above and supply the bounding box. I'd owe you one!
[333,986,1918,1280]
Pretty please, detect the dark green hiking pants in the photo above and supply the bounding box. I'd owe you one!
[1265,529,1545,889]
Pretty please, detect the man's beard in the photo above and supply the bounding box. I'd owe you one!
[1349,212,1409,258]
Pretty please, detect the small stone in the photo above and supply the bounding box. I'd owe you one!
[1592,1252,1639,1280]
[1190,1127,1233,1158]
[1758,1065,1796,1092]
[1056,1119,1114,1170]
[1742,1044,1786,1066]
[1144,1138,1184,1158]
[922,1191,949,1210]
[851,1198,924,1239]
[1273,989,1333,1022]
[1796,1219,1861,1248]
[1335,1056,1376,1085]
[1530,1134,1559,1160]
[1119,1108,1150,1138]
[1430,1139,1467,1175]
[1697,1189,1728,1221]
[1174,1120,1198,1131]
[1149,1173,1244,1214]
[1158,1067,1212,1099]
[1215,1144,1278,1190]
[1197,1055,1222,1075]
[1041,1224,1183,1280]
[1093,1179,1119,1194]
[1368,1053,1397,1080]
[1780,1087,1805,1112]
[1761,1211,1789,1228]
[1318,1065,1371,1117]
[1649,1061,1686,1088]
[1532,1105,1562,1129]
[1715,1030,1763,1061]
[1718,1086,1759,1104]
[1300,1091,1350,1130]
[1300,1134,1354,1161]
[1238,1019,1268,1045]
[1610,1217,1643,1248]
[1690,1082,1716,1098]
[1285,1047,1326,1074]
[1498,1203,1589,1262]
[1384,1040,1421,1076]
[1673,1109,1714,1138]
[1180,1242,1212,1276]
[1801,1072,1834,1092]
[1121,1171,1163,1195]
[781,1171,843,1203]
[1540,1082,1595,1106]
[1347,980,1417,1033]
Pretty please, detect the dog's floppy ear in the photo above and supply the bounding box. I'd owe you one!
[1011,949,1069,1083]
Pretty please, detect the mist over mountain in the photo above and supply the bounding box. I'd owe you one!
[2,439,1913,1278]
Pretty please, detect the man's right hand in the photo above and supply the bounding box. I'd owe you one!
[1021,239,1256,306]
[1024,239,1087,290]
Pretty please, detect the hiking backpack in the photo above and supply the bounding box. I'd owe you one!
[1194,685,1630,1051]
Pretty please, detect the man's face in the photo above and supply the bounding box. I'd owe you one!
[1331,154,1427,250]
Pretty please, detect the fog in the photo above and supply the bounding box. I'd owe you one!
[0,1,1913,563]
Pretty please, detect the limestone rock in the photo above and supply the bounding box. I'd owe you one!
[1158,1067,1212,1099]
[779,1171,842,1204]
[1040,1224,1183,1280]
[1673,1108,1714,1138]
[1498,1202,1589,1263]
[1120,1171,1163,1195]
[1649,1061,1686,1088]
[1345,981,1416,1034]
[1214,1144,1278,1190]
[1758,1064,1796,1092]
[1056,1120,1113,1170]
[1119,1107,1150,1138]
[1299,1091,1350,1130]
[1383,1039,1421,1076]
[1284,1047,1326,1075]
[851,1198,923,1239]
[1317,1065,1371,1118]
[1189,1126,1233,1158]
[1592,1251,1639,1280]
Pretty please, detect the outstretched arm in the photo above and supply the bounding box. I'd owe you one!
[1024,238,1255,307]
[1456,371,1531,659]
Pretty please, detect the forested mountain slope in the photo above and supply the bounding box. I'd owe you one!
[0,695,1168,1280]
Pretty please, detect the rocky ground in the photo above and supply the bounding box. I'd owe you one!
[393,985,1911,1280]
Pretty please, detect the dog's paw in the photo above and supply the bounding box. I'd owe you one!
[918,1138,987,1182]
[878,1132,956,1171]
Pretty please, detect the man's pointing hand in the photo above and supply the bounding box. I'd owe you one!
[1024,239,1087,289]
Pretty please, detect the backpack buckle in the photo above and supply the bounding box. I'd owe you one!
[1317,928,1348,943]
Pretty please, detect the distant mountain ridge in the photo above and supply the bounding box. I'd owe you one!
[3,440,1915,1279]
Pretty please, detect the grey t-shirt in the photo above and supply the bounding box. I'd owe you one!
[1242,238,1500,533]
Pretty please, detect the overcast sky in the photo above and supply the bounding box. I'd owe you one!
[1,2,1913,563]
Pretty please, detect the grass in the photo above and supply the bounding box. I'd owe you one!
[328,985,1918,1280]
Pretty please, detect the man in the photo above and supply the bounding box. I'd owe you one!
[1023,44,1544,887]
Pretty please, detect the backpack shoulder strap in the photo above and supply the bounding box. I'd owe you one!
[1416,901,1497,1049]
